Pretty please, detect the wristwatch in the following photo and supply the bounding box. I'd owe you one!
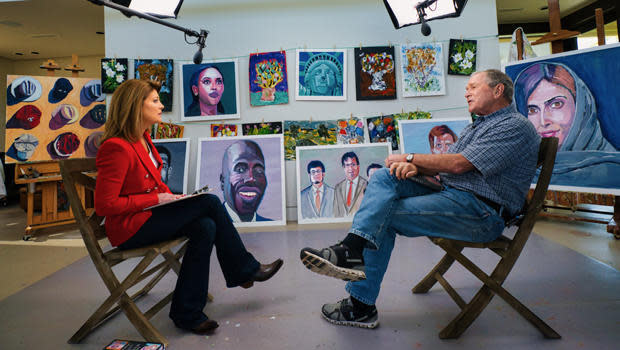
[406,153,415,163]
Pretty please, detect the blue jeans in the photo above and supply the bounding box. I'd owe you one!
[345,168,505,305]
[119,193,259,329]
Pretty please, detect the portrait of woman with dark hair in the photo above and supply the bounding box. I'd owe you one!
[187,65,225,116]
[181,61,240,121]
[513,61,620,188]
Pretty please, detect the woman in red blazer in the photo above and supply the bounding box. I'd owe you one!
[95,79,282,335]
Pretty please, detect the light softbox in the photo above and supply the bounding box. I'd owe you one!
[383,0,468,29]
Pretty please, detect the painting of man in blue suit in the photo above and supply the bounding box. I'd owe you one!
[300,160,335,219]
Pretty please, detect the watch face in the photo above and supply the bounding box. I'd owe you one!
[406,153,413,162]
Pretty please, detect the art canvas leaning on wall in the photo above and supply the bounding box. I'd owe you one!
[398,118,471,155]
[506,43,620,194]
[196,134,286,227]
[296,143,391,224]
[151,138,190,195]
[5,75,105,163]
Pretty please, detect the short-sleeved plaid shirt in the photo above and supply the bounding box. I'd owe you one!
[440,105,540,216]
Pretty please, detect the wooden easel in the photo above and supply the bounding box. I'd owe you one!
[14,55,93,240]
[518,1,619,238]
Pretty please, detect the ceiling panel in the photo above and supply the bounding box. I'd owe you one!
[0,0,104,60]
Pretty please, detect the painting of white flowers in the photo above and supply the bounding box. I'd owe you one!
[448,39,477,76]
[100,58,128,93]
[400,43,445,97]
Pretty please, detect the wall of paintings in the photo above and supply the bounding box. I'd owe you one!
[100,0,500,221]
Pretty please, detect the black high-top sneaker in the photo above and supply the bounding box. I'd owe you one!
[299,242,365,281]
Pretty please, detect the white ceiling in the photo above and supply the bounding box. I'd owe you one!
[0,0,104,60]
[0,0,609,61]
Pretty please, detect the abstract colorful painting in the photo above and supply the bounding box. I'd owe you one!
[296,143,391,224]
[506,43,620,194]
[100,58,128,93]
[284,120,338,160]
[242,122,283,135]
[151,138,190,195]
[366,115,397,151]
[448,39,477,76]
[296,49,347,101]
[134,59,173,111]
[196,135,286,227]
[367,111,431,151]
[249,51,289,106]
[5,75,105,163]
[210,124,238,137]
[336,117,365,144]
[398,118,471,154]
[354,46,396,100]
[180,60,240,121]
[400,43,445,97]
[155,121,184,139]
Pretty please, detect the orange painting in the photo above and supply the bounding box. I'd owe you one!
[5,75,105,163]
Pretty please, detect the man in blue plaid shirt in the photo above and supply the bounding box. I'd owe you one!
[300,69,541,329]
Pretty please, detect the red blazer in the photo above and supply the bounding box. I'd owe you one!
[95,132,171,246]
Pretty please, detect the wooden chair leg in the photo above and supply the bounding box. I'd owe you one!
[439,285,496,338]
[439,244,561,339]
[69,253,158,343]
[119,294,169,346]
[412,245,463,294]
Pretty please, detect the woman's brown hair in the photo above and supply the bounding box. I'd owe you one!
[101,79,161,143]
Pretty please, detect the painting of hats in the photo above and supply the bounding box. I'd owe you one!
[101,58,128,93]
[135,59,173,111]
[5,75,107,163]
[47,132,80,160]
[7,134,39,162]
[48,78,74,103]
[79,79,104,107]
[49,104,79,130]
[84,131,104,158]
[6,105,42,130]
[7,76,43,105]
[80,104,106,129]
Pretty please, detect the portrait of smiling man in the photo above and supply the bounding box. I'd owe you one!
[220,140,272,222]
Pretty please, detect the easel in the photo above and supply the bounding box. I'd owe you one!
[13,55,93,240]
[517,1,619,238]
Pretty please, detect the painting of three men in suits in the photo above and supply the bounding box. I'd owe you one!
[296,143,391,224]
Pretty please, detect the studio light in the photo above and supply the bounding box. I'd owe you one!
[383,0,468,36]
[108,0,184,19]
[86,0,208,64]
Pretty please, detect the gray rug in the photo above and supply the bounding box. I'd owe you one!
[0,228,618,349]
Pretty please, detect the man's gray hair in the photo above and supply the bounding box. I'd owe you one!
[479,69,514,104]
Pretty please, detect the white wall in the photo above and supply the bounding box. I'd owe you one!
[104,0,500,220]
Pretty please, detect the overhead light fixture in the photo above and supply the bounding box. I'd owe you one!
[383,0,469,36]
[105,0,184,19]
[86,0,208,64]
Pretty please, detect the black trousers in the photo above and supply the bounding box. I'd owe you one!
[119,193,259,329]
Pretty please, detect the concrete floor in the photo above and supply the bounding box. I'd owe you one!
[0,203,618,349]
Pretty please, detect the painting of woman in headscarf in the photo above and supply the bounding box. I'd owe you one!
[511,53,620,192]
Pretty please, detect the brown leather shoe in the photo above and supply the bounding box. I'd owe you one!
[191,319,219,335]
[241,258,283,289]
